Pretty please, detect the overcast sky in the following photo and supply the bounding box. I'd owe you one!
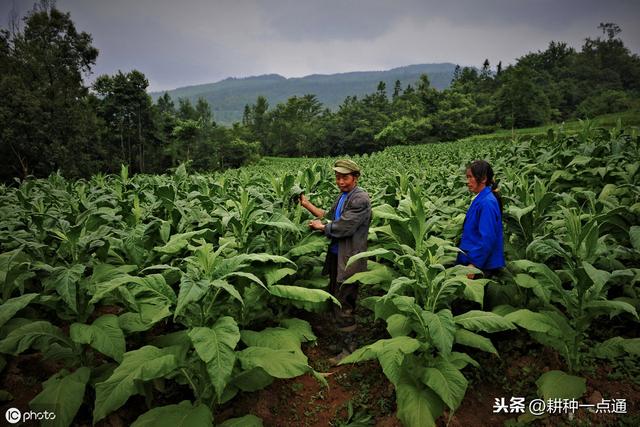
[2,0,639,92]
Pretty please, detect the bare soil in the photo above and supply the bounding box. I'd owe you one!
[1,314,638,427]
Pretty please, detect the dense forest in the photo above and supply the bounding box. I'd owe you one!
[1,4,639,181]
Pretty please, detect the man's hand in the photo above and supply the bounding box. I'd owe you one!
[300,196,325,218]
[308,219,325,231]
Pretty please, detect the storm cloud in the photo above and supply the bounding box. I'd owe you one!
[2,0,639,91]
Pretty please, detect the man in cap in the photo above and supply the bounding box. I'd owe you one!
[300,159,371,353]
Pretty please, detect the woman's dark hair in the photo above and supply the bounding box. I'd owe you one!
[467,160,503,213]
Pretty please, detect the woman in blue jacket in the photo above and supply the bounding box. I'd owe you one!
[457,160,505,277]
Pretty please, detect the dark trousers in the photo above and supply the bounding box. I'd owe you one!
[326,252,359,312]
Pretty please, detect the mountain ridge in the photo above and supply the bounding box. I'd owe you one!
[150,63,460,124]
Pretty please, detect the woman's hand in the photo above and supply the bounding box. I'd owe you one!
[308,219,325,231]
[467,264,476,279]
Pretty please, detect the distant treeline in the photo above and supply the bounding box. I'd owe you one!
[1,4,639,181]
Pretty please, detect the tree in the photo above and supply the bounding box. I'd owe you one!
[92,70,156,173]
[416,74,439,115]
[0,4,99,180]
[392,80,402,100]
[244,96,270,154]
[177,98,198,120]
[481,59,491,78]
[494,67,551,128]
[156,92,175,115]
[266,95,325,156]
[598,22,621,40]
[195,97,214,126]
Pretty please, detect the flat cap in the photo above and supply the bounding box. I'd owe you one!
[333,159,361,174]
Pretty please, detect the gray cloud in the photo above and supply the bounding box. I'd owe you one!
[1,0,639,91]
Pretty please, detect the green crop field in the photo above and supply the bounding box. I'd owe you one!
[0,120,638,426]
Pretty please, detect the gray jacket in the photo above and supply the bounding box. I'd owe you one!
[322,187,372,283]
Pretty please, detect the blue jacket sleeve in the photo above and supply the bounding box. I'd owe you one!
[472,202,500,268]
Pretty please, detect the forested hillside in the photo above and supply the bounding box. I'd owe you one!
[149,64,457,124]
[1,6,639,182]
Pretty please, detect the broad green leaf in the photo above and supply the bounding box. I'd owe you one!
[0,248,31,298]
[373,204,408,222]
[396,377,444,427]
[287,238,326,257]
[268,285,340,306]
[129,274,177,304]
[0,321,71,355]
[447,352,480,369]
[385,277,416,299]
[591,337,627,359]
[567,155,592,167]
[218,414,263,427]
[343,265,394,285]
[240,253,296,267]
[256,214,300,233]
[621,338,640,355]
[223,271,266,289]
[154,230,209,254]
[513,273,550,303]
[630,226,640,251]
[536,370,586,400]
[232,367,274,392]
[88,275,137,305]
[423,309,455,356]
[339,336,419,366]
[209,279,244,305]
[175,276,208,318]
[119,302,172,333]
[279,318,316,342]
[421,361,468,412]
[151,330,191,349]
[89,264,137,285]
[338,344,378,364]
[241,328,302,355]
[131,400,213,427]
[377,339,420,386]
[510,260,562,292]
[70,314,125,362]
[345,248,393,268]
[93,346,179,423]
[0,293,38,328]
[43,264,86,313]
[188,317,241,400]
[582,262,610,296]
[454,329,497,355]
[491,304,517,316]
[504,309,560,334]
[236,347,309,378]
[507,205,535,222]
[454,311,515,333]
[262,267,296,287]
[30,367,91,427]
[584,300,638,319]
[391,295,418,313]
[462,280,485,305]
[386,314,412,338]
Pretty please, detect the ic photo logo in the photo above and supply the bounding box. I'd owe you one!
[5,408,21,424]
[5,407,57,424]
